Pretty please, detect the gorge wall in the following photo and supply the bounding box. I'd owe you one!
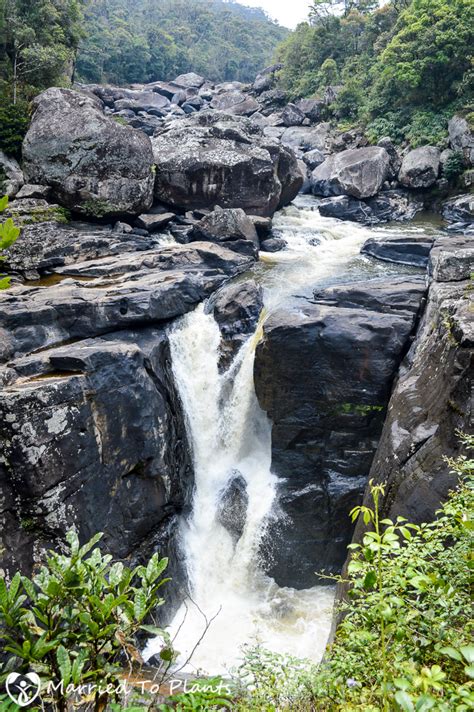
[0,68,472,601]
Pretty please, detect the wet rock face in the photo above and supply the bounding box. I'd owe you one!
[151,112,302,217]
[3,221,158,279]
[318,190,423,225]
[207,279,263,367]
[254,277,427,588]
[0,218,255,576]
[361,234,435,268]
[0,329,192,576]
[22,88,155,218]
[216,473,249,541]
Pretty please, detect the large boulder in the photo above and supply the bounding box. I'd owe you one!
[312,146,391,199]
[254,277,427,587]
[448,115,474,166]
[23,88,154,217]
[174,72,205,89]
[295,99,323,123]
[281,124,331,153]
[361,234,434,268]
[210,91,260,116]
[113,91,170,113]
[281,103,305,127]
[190,207,259,257]
[399,146,440,189]
[318,190,423,225]
[151,112,302,217]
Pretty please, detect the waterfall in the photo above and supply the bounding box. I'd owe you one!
[144,197,411,673]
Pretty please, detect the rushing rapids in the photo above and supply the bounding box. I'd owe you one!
[144,196,433,673]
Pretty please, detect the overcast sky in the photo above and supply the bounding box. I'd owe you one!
[241,0,312,28]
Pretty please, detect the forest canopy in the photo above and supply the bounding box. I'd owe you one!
[75,0,289,86]
[276,0,474,145]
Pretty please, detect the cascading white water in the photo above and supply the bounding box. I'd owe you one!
[145,196,425,674]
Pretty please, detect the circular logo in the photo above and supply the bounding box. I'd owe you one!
[6,672,42,707]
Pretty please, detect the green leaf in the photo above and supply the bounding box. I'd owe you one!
[71,649,89,684]
[465,664,474,679]
[57,645,72,685]
[160,647,174,662]
[66,530,80,556]
[0,195,9,213]
[140,624,167,636]
[363,570,377,590]
[439,646,463,662]
[78,532,103,559]
[395,690,414,711]
[460,646,474,664]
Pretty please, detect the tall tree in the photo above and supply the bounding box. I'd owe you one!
[1,0,84,102]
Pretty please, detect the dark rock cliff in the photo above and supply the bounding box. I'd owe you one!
[254,276,428,588]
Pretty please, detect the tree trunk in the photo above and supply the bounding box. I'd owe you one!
[13,49,17,105]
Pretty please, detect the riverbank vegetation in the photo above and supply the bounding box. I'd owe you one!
[1,437,472,710]
[276,0,474,146]
[233,434,474,711]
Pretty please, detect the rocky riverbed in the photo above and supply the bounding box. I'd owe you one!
[0,65,473,670]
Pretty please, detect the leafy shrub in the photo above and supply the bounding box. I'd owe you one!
[158,677,233,711]
[0,195,21,289]
[235,436,474,711]
[0,103,30,160]
[443,151,466,182]
[365,115,406,145]
[402,109,451,148]
[0,530,172,712]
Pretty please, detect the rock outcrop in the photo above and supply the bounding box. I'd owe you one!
[254,276,427,587]
[151,111,302,216]
[207,278,263,366]
[352,237,473,537]
[361,234,435,268]
[23,88,155,218]
[0,216,255,576]
[448,115,474,166]
[0,328,192,576]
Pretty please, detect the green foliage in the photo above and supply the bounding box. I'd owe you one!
[82,198,113,219]
[158,678,233,711]
[276,0,474,146]
[373,0,474,112]
[0,0,84,102]
[443,151,466,182]
[76,0,289,86]
[0,101,30,159]
[0,530,172,711]
[401,109,452,148]
[235,436,474,710]
[0,194,19,288]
